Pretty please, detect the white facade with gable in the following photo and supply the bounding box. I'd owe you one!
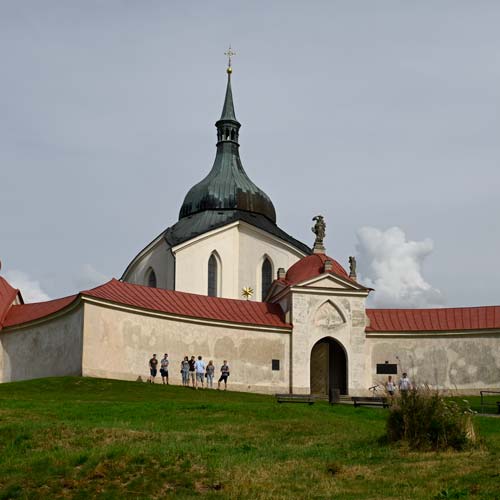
[123,220,306,301]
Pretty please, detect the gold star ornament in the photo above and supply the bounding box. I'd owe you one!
[241,287,253,300]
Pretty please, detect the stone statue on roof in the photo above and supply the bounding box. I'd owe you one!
[311,215,326,246]
[349,256,357,278]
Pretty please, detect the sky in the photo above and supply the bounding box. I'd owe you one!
[1,1,499,307]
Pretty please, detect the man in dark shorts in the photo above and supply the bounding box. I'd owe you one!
[160,353,169,385]
[149,354,158,383]
[217,360,230,390]
[188,355,196,388]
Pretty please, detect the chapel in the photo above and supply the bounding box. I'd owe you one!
[0,59,499,395]
[121,58,310,301]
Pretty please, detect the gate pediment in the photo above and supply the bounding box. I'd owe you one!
[314,301,345,330]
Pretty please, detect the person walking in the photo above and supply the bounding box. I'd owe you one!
[206,360,215,389]
[160,353,169,385]
[217,360,230,390]
[195,355,206,389]
[188,356,196,388]
[181,356,190,387]
[386,375,396,396]
[398,373,412,393]
[149,354,158,383]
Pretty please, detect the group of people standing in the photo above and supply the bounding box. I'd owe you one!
[148,353,230,390]
[180,356,230,390]
[385,373,412,396]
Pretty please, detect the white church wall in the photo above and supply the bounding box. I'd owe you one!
[81,301,291,394]
[0,307,83,383]
[122,237,174,290]
[368,333,500,392]
[173,224,239,298]
[238,223,305,301]
[290,290,370,395]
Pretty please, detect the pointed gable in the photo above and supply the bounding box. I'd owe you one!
[0,276,22,329]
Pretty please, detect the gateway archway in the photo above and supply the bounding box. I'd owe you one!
[310,337,348,396]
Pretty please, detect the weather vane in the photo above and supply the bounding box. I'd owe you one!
[225,45,236,73]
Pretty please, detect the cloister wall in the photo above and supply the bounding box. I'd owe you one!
[368,333,500,392]
[81,301,291,394]
[0,307,83,383]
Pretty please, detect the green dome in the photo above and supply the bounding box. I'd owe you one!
[179,73,277,223]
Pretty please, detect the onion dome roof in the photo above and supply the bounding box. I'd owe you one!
[179,68,276,223]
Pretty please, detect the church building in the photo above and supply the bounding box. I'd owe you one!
[1,60,499,395]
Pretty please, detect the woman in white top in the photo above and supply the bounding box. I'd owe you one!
[386,376,396,396]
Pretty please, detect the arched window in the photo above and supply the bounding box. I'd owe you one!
[208,254,218,297]
[261,258,273,300]
[147,268,157,288]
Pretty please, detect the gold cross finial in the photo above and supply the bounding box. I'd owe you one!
[225,45,236,74]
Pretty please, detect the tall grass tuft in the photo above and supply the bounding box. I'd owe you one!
[386,386,476,451]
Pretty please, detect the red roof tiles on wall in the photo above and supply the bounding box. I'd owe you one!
[83,279,290,329]
[366,306,500,332]
[3,295,77,328]
[3,276,500,334]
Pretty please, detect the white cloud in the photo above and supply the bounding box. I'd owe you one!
[74,264,110,291]
[4,270,51,303]
[356,226,444,308]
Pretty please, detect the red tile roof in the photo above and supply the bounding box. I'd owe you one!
[3,295,77,328]
[284,253,361,287]
[83,279,290,329]
[0,277,21,328]
[366,306,500,333]
[3,275,500,334]
[3,279,290,330]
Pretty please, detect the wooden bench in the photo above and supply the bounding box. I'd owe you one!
[480,390,500,414]
[352,396,389,408]
[275,394,317,405]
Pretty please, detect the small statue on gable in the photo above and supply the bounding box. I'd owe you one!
[349,256,357,279]
[311,215,326,246]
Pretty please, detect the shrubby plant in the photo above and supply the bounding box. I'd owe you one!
[386,386,476,451]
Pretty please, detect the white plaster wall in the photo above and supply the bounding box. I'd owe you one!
[290,291,369,394]
[238,223,305,301]
[368,334,500,392]
[124,221,306,300]
[173,225,239,298]
[82,302,291,394]
[122,238,175,290]
[0,307,83,383]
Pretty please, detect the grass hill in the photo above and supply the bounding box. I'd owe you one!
[0,377,498,499]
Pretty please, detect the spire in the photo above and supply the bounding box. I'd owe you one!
[220,46,238,122]
[220,73,237,122]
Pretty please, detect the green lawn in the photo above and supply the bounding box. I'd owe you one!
[0,378,498,499]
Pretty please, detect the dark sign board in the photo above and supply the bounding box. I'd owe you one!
[376,363,398,375]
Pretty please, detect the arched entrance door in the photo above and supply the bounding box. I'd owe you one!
[310,337,348,396]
